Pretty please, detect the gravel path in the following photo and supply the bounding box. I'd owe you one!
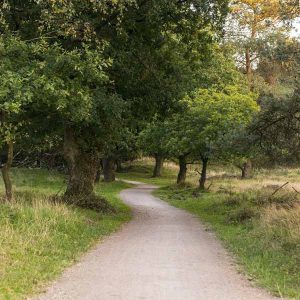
[36,182,278,300]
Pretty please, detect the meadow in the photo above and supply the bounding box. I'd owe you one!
[0,169,132,299]
[1,161,300,299]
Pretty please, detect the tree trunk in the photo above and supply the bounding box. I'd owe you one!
[103,157,116,182]
[1,141,13,201]
[177,155,187,184]
[199,157,208,190]
[115,159,123,172]
[63,126,99,198]
[241,160,252,179]
[94,160,102,184]
[152,154,164,177]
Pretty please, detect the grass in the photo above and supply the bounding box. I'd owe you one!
[1,160,299,299]
[120,158,300,299]
[0,168,132,300]
[117,158,178,186]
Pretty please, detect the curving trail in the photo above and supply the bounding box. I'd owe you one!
[36,182,278,300]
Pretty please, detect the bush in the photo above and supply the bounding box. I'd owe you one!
[227,207,257,224]
[253,190,298,208]
[223,196,241,206]
[52,194,116,213]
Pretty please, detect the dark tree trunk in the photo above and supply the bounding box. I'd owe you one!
[177,155,187,184]
[1,141,13,201]
[241,160,252,179]
[115,159,123,172]
[199,157,208,190]
[63,127,99,198]
[94,160,102,184]
[103,157,116,182]
[152,154,164,177]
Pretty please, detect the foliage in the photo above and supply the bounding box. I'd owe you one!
[0,0,230,199]
[226,0,299,90]
[250,86,300,164]
[0,36,35,145]
[178,85,258,161]
[256,33,300,92]
[139,121,171,158]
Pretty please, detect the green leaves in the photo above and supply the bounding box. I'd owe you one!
[167,85,259,161]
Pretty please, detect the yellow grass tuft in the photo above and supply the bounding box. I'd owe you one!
[260,204,300,243]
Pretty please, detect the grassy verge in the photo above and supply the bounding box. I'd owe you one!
[155,186,300,299]
[0,168,132,300]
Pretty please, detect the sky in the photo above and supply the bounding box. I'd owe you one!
[291,18,300,38]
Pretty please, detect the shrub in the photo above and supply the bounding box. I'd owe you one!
[227,207,257,224]
[52,194,115,213]
[253,190,298,208]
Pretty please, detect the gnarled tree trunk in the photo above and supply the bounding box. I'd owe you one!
[63,126,99,199]
[1,141,14,201]
[152,154,164,178]
[241,160,252,179]
[199,157,208,190]
[94,160,103,184]
[103,157,116,182]
[177,155,187,184]
[115,159,123,172]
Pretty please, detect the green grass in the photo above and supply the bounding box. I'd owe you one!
[0,168,132,300]
[117,159,177,186]
[118,158,300,299]
[2,161,299,299]
[155,186,300,300]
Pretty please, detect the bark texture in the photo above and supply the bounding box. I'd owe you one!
[61,126,116,212]
[115,159,123,172]
[1,141,13,201]
[177,155,187,184]
[199,157,208,190]
[94,161,102,184]
[103,157,116,182]
[241,160,252,179]
[152,154,164,178]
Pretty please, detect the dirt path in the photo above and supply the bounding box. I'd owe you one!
[36,183,278,300]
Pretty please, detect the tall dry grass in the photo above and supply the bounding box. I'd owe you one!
[260,204,300,245]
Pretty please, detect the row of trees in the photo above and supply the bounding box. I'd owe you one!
[140,85,258,188]
[0,0,229,204]
[139,0,300,188]
[0,0,299,204]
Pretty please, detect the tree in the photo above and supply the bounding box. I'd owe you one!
[154,47,250,185]
[180,85,258,189]
[139,121,170,177]
[0,0,230,206]
[250,85,300,165]
[217,125,259,178]
[226,0,298,88]
[0,36,37,201]
[255,33,300,96]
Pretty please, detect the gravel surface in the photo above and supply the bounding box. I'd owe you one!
[36,183,278,300]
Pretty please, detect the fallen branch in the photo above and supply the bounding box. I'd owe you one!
[207,183,213,191]
[270,182,289,197]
